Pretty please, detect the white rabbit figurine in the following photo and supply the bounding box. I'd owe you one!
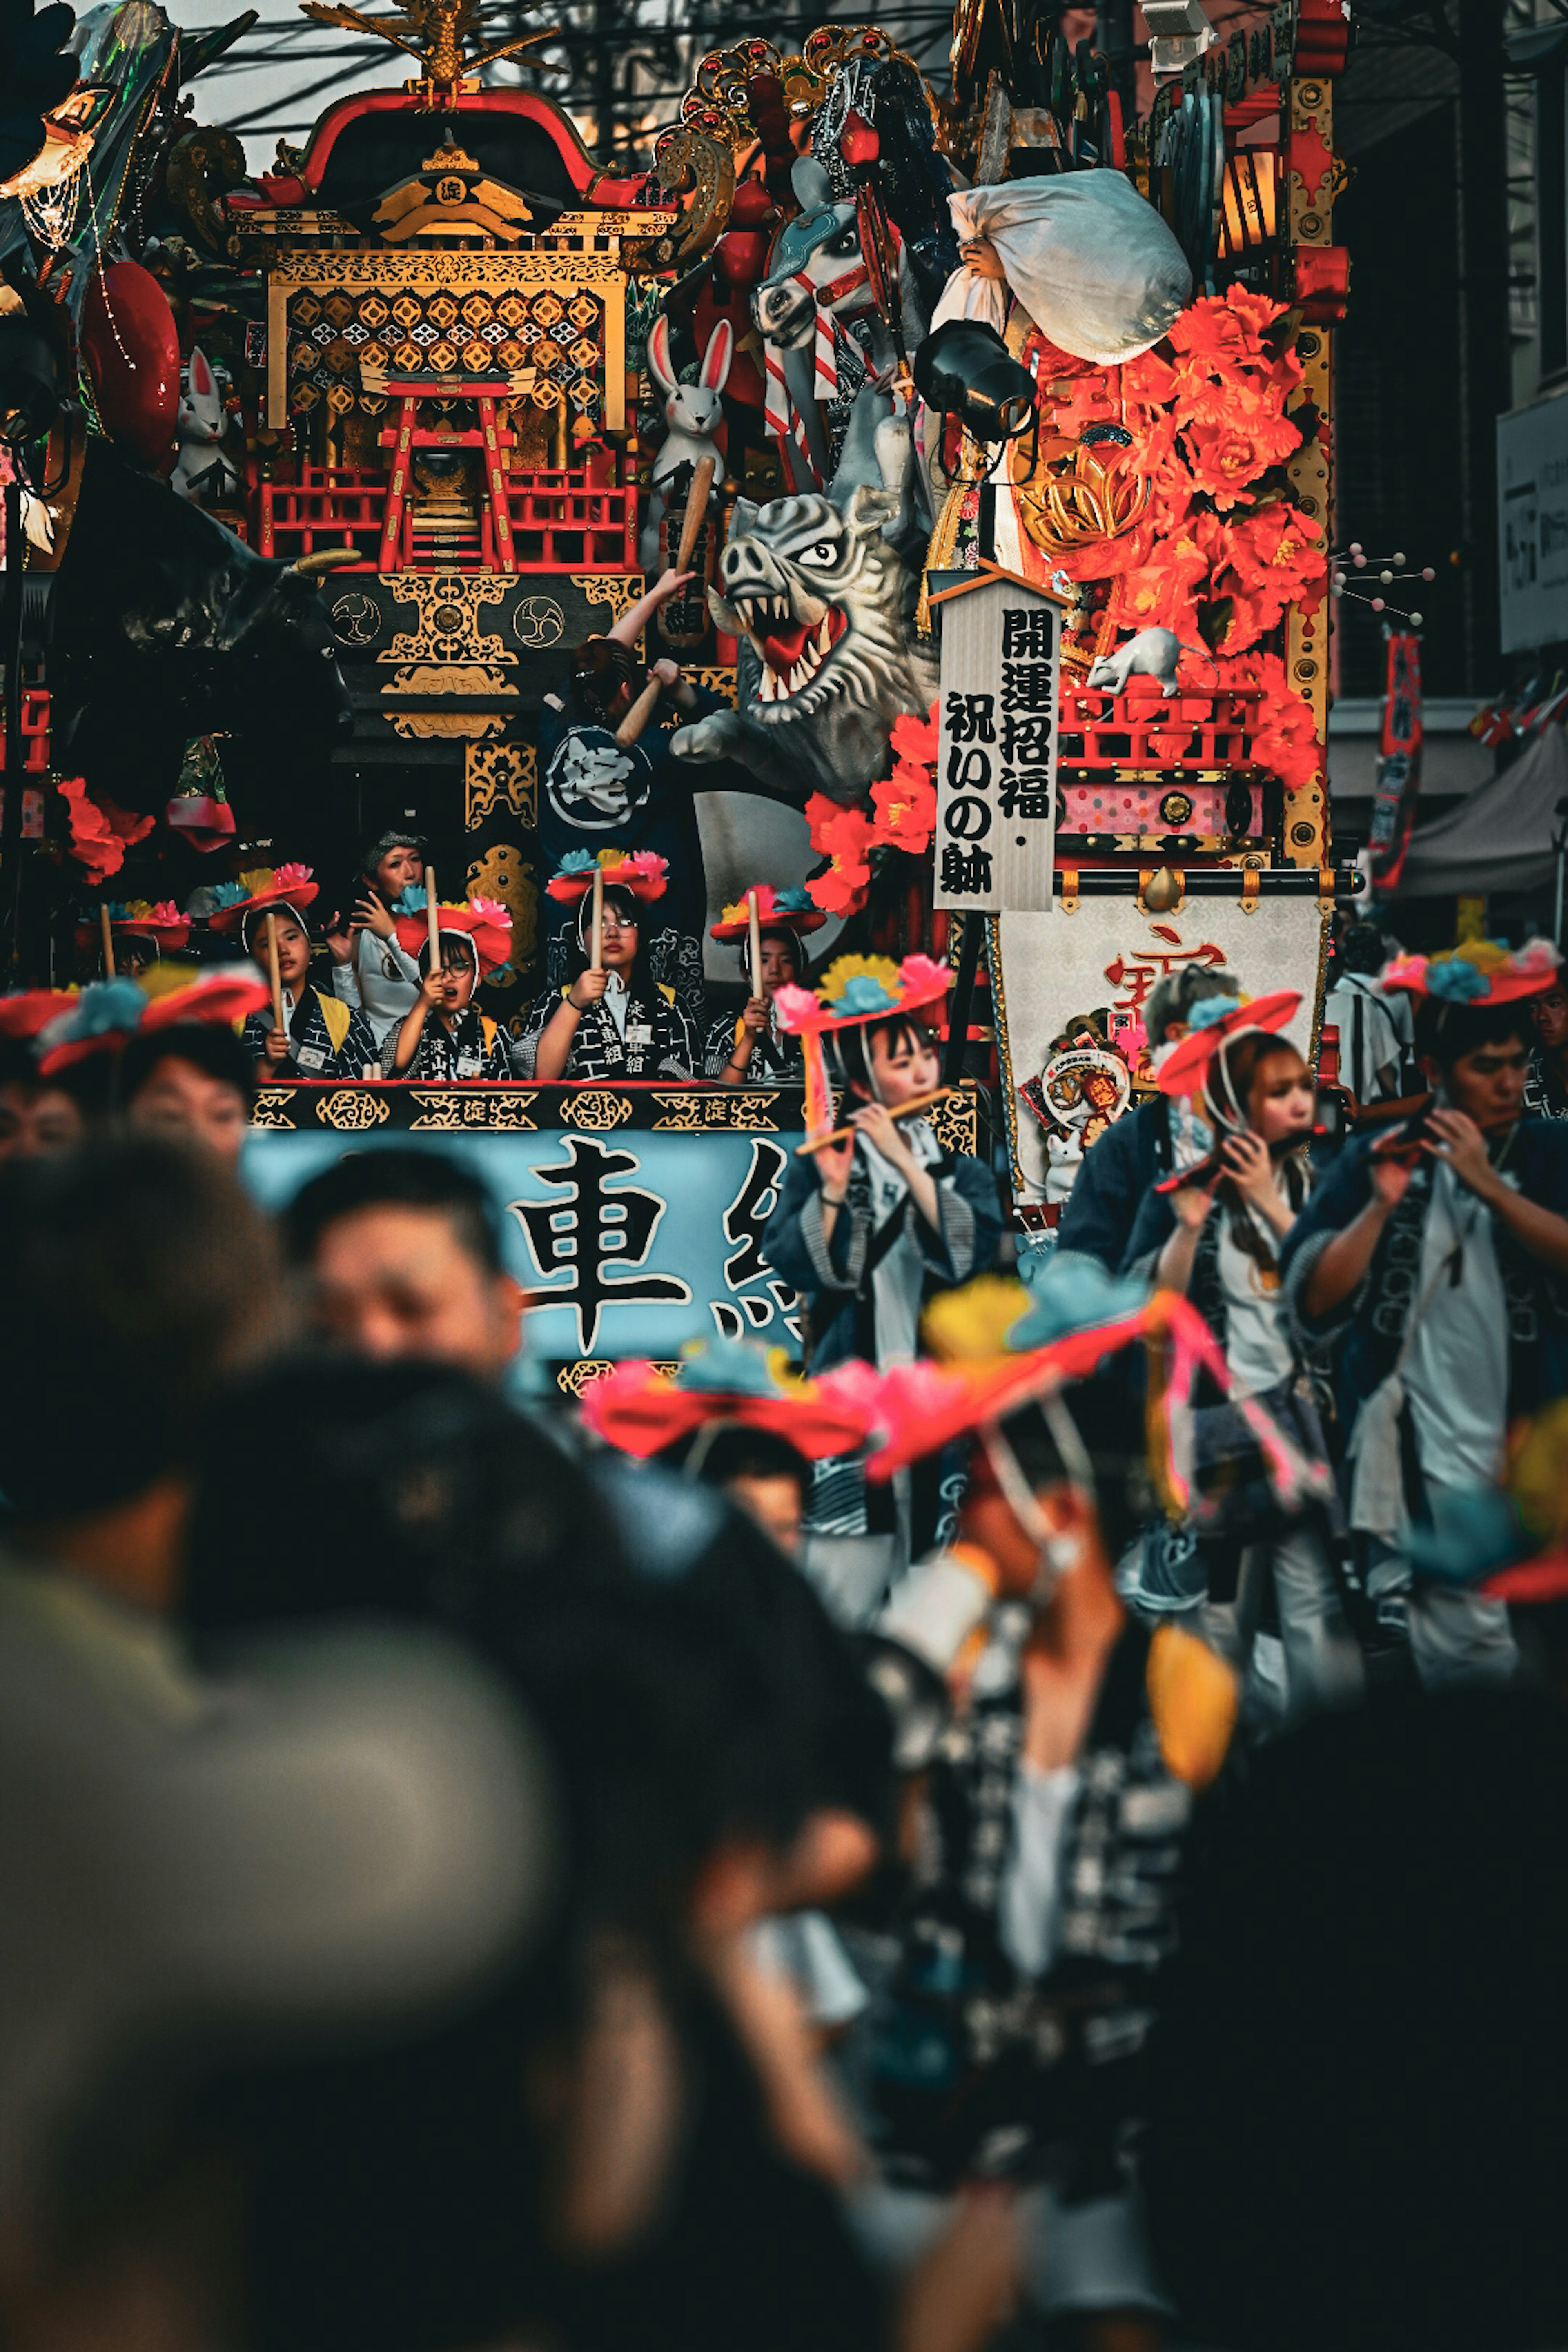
[172,346,240,504]
[639,314,732,571]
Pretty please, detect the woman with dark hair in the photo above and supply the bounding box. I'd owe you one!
[537,568,723,1022]
[324,829,428,1051]
[1122,993,1363,1719]
[703,887,826,1084]
[520,872,699,1082]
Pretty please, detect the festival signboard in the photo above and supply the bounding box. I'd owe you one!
[989,898,1332,1202]
[241,1079,982,1386]
[932,568,1069,914]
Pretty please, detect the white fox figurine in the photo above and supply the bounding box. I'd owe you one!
[172,346,240,503]
[639,314,731,570]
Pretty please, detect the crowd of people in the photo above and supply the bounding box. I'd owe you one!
[5,918,1568,2352]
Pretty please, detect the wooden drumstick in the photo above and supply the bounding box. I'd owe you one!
[99,903,115,978]
[675,454,715,577]
[795,1086,955,1156]
[265,909,285,1037]
[425,864,439,971]
[589,863,603,973]
[747,887,762,1000]
[614,672,664,747]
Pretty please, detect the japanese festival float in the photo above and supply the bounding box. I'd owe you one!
[0,0,1356,1386]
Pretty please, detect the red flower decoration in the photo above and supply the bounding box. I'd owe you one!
[58,777,155,882]
[805,792,874,916]
[1181,412,1301,511]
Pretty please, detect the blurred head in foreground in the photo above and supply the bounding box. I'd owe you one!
[0,1139,284,1607]
[0,1040,110,1160]
[0,1608,554,2352]
[283,1148,523,1381]
[1145,1684,1568,2352]
[122,1025,256,1164]
[663,1423,813,1559]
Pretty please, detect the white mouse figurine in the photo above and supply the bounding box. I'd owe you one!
[1085,625,1217,699]
[172,346,239,503]
[639,314,732,570]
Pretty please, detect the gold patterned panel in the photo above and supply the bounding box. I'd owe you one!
[556,1356,682,1395]
[384,664,517,696]
[251,1088,298,1128]
[559,1089,633,1130]
[686,665,738,704]
[465,741,537,829]
[466,842,537,979]
[650,1089,782,1131]
[408,1088,540,1129]
[570,573,645,628]
[378,572,513,666]
[267,252,626,432]
[315,1089,391,1131]
[1282,74,1334,871]
[928,1088,980,1157]
[391,712,507,739]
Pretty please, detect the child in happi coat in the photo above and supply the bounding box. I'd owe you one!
[216,868,380,1080]
[1120,990,1364,1720]
[519,857,698,1082]
[384,900,516,1081]
[704,886,825,1084]
[324,829,427,1051]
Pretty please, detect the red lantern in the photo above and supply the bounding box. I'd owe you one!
[80,262,180,472]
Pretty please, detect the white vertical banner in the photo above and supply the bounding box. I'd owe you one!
[931,568,1065,914]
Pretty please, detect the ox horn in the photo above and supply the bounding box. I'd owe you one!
[287,546,361,579]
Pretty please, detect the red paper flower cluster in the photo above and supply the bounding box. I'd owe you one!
[805,703,940,916]
[1051,285,1325,657]
[58,777,156,882]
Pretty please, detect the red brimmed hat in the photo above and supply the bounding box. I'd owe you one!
[141,967,272,1031]
[546,851,669,906]
[581,1341,871,1461]
[0,989,78,1041]
[207,864,320,937]
[1381,938,1561,1008]
[75,900,192,954]
[392,898,514,976]
[1156,988,1302,1099]
[773,952,952,1038]
[844,1305,1167,1481]
[709,885,827,945]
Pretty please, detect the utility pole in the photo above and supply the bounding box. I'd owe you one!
[1455,0,1511,693]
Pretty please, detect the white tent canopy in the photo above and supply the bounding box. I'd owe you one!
[1396,724,1568,898]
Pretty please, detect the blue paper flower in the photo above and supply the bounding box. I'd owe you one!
[834,975,898,1015]
[555,850,599,876]
[673,1337,781,1397]
[1008,1249,1151,1351]
[773,887,815,912]
[390,884,428,912]
[1187,995,1236,1033]
[37,979,147,1062]
[1425,958,1489,1002]
[205,881,248,910]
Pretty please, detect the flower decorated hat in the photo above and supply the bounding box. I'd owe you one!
[76,899,192,954]
[391,893,514,976]
[34,966,272,1075]
[1381,936,1560,1008]
[34,980,156,1076]
[206,863,320,938]
[546,849,669,905]
[581,1336,872,1461]
[773,952,953,1136]
[0,990,78,1041]
[709,885,826,944]
[1155,987,1302,1100]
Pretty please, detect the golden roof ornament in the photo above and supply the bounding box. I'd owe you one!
[297,0,563,93]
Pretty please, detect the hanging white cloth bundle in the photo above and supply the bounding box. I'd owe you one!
[938,175,1192,366]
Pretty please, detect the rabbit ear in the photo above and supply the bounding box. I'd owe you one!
[189,347,214,399]
[646,314,676,396]
[700,320,733,393]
